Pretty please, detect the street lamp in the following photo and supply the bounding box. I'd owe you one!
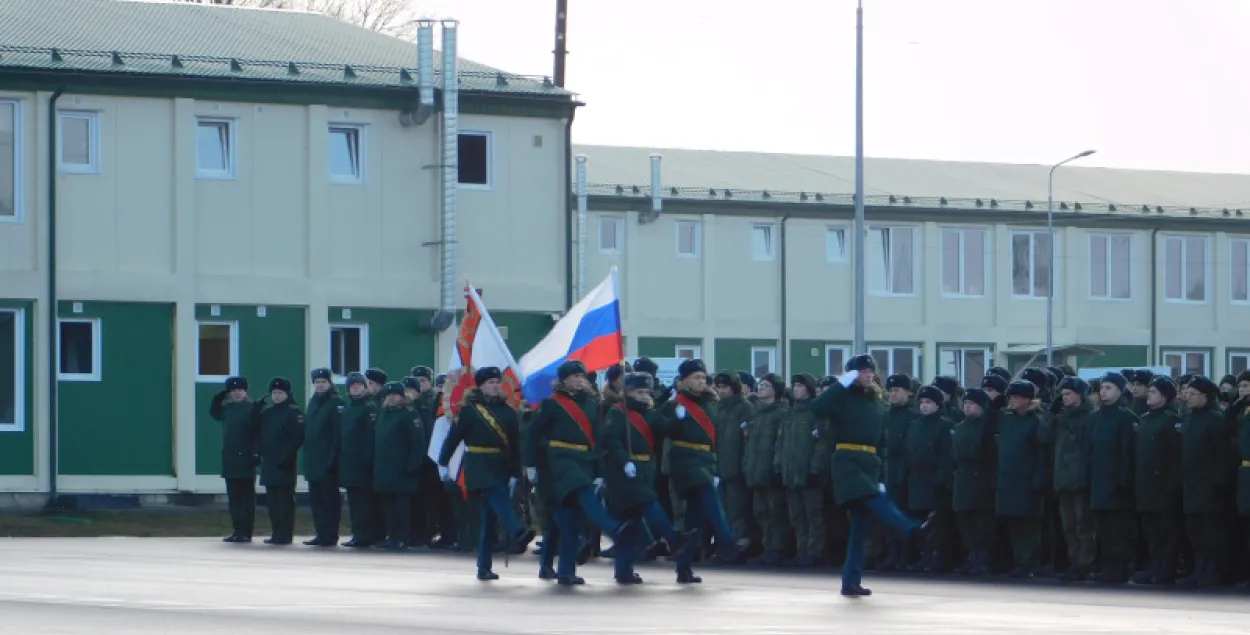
[1045,149,1096,367]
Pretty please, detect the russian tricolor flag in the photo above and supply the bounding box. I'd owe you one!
[519,269,624,405]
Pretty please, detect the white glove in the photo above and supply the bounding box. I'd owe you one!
[509,477,518,496]
[811,428,820,438]
[675,405,687,419]
[877,482,887,494]
[624,462,637,479]
[838,370,859,388]
[525,467,538,483]
[593,477,604,490]
[438,465,450,482]
[714,477,721,488]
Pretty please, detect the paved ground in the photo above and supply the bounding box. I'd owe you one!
[1,538,1247,634]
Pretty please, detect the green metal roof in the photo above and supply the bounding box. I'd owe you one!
[0,0,570,97]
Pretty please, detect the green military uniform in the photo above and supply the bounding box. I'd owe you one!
[774,388,829,565]
[995,400,1046,575]
[255,378,305,545]
[810,382,885,508]
[1051,397,1095,579]
[1234,395,1250,586]
[441,388,522,492]
[303,371,345,546]
[713,375,754,550]
[1134,399,1183,584]
[525,388,604,504]
[373,382,427,547]
[1088,397,1138,582]
[657,390,720,497]
[1180,379,1232,586]
[743,394,788,564]
[209,377,258,542]
[903,403,954,572]
[338,376,381,547]
[951,401,996,574]
[878,380,916,570]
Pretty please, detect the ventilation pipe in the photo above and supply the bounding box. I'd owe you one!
[428,20,459,332]
[643,153,662,223]
[399,21,436,127]
[575,154,588,298]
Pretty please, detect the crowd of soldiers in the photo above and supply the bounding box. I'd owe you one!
[207,357,1250,592]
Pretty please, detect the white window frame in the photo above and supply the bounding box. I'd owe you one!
[1229,238,1250,304]
[676,220,701,259]
[938,346,991,389]
[867,225,916,296]
[57,111,100,175]
[0,308,24,432]
[675,344,701,360]
[1227,351,1250,377]
[1162,234,1209,304]
[1088,232,1133,301]
[329,323,370,383]
[750,345,777,376]
[869,346,922,379]
[826,226,848,263]
[598,215,624,254]
[1161,348,1210,379]
[328,123,365,185]
[940,227,988,298]
[1010,229,1057,300]
[196,320,240,382]
[751,224,776,262]
[0,99,23,223]
[56,318,102,382]
[824,344,851,376]
[195,117,237,180]
[457,130,493,190]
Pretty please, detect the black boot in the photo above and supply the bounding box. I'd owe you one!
[877,544,902,572]
[1093,559,1127,583]
[970,551,991,576]
[1131,558,1158,585]
[1178,558,1205,587]
[907,550,933,573]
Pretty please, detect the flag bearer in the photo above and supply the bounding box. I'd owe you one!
[303,368,345,547]
[373,381,427,550]
[904,385,955,573]
[713,370,754,561]
[339,372,382,548]
[210,376,258,543]
[1050,376,1095,581]
[744,374,789,566]
[255,377,305,546]
[877,374,916,571]
[951,388,996,576]
[1133,376,1183,585]
[995,380,1047,578]
[775,374,829,567]
[1179,376,1232,587]
[1088,372,1138,583]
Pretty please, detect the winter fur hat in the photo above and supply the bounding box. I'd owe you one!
[678,359,707,380]
[1005,380,1036,400]
[310,368,332,382]
[623,372,654,392]
[1100,372,1128,393]
[917,385,945,406]
[225,376,249,392]
[885,374,912,391]
[364,368,388,384]
[268,377,293,395]
[713,371,743,394]
[1149,376,1177,401]
[1057,376,1089,397]
[758,373,785,394]
[845,354,876,372]
[963,388,990,410]
[558,360,587,382]
[790,373,818,398]
[474,366,502,387]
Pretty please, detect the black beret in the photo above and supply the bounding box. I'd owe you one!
[225,376,249,391]
[365,368,388,384]
[1148,376,1177,401]
[1005,380,1036,400]
[605,363,627,385]
[1057,376,1089,397]
[410,366,434,380]
[558,360,587,381]
[987,366,1012,382]
[381,381,405,397]
[345,372,367,386]
[845,354,876,372]
[963,388,990,410]
[1022,368,1050,389]
[632,357,659,376]
[623,372,653,392]
[678,359,707,379]
[475,366,503,386]
[759,373,785,393]
[917,385,945,405]
[885,374,912,391]
[310,368,332,382]
[402,376,421,391]
[1237,371,1250,385]
[268,377,292,394]
[739,372,758,391]
[1219,374,1237,388]
[1189,375,1219,397]
[981,374,1008,394]
[1100,372,1128,392]
[931,375,959,397]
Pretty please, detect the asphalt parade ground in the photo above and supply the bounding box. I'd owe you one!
[1,538,1246,634]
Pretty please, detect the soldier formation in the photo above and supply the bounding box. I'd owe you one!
[207,357,1250,594]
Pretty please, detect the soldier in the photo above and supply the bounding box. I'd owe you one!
[713,370,753,562]
[952,388,996,576]
[365,368,388,401]
[1050,376,1095,581]
[931,376,965,424]
[438,367,536,580]
[373,381,426,551]
[1134,375,1183,585]
[904,385,955,573]
[1087,378,1104,410]
[877,374,916,571]
[740,372,758,402]
[410,366,438,420]
[744,373,788,566]
[1233,371,1250,588]
[774,374,829,567]
[1218,374,1239,406]
[593,363,629,560]
[987,366,1012,384]
[811,355,931,597]
[303,368,344,547]
[1088,372,1138,583]
[402,376,433,547]
[599,372,699,583]
[339,372,381,548]
[995,380,1046,578]
[209,376,258,543]
[1127,370,1153,416]
[1179,375,1232,587]
[254,377,305,546]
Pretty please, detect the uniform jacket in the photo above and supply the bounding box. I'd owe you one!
[255,399,305,488]
[337,395,379,488]
[882,400,916,502]
[1233,398,1250,516]
[524,388,604,503]
[1088,401,1137,511]
[658,387,721,494]
[717,393,753,482]
[742,400,787,489]
[440,388,521,492]
[209,394,258,480]
[904,411,954,511]
[599,399,665,512]
[372,404,426,493]
[1182,401,1231,514]
[811,380,886,507]
[995,403,1046,517]
[1134,403,1183,513]
[1050,400,1093,494]
[774,398,830,489]
[303,389,345,483]
[951,412,995,512]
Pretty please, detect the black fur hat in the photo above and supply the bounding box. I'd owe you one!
[917,385,945,405]
[268,377,293,395]
[678,359,707,380]
[365,368,388,384]
[963,388,990,410]
[558,360,587,381]
[1149,376,1177,401]
[845,354,876,372]
[885,374,912,391]
[225,376,249,392]
[475,366,503,387]
[1005,380,1036,400]
[623,372,654,392]
[310,368,332,382]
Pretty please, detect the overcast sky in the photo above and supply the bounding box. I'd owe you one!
[416,0,1248,174]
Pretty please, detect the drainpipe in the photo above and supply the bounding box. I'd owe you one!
[46,88,63,509]
[779,214,790,376]
[1149,228,1158,365]
[399,21,436,127]
[563,110,576,309]
[432,20,459,331]
[575,154,588,298]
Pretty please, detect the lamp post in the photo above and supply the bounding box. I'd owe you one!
[1045,149,1096,366]
[852,0,866,356]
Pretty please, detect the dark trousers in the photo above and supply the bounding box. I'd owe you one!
[308,480,342,542]
[476,484,524,573]
[955,509,995,552]
[539,508,559,574]
[412,462,457,544]
[264,485,296,542]
[1185,513,1227,562]
[1140,512,1181,562]
[1003,516,1041,570]
[1058,493,1095,570]
[225,477,256,538]
[345,486,381,544]
[674,483,736,575]
[1093,509,1137,562]
[379,492,412,544]
[844,493,919,588]
[551,505,585,578]
[614,500,680,578]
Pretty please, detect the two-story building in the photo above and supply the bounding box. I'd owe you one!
[0,0,577,497]
[573,144,1250,387]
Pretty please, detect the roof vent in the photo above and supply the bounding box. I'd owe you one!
[343,65,356,79]
[1025,201,1034,210]
[1059,202,1068,210]
[1108,204,1116,212]
[670,187,679,196]
[1237,209,1244,216]
[1074,203,1082,211]
[287,62,299,75]
[631,185,640,194]
[1223,208,1231,217]
[1189,207,1198,215]
[111,52,124,66]
[814,193,824,202]
[495,72,508,87]
[614,185,624,195]
[888,195,897,204]
[542,76,554,88]
[975,198,983,207]
[724,189,733,199]
[903,196,912,204]
[230,59,243,72]
[1156,206,1164,214]
[800,192,809,202]
[708,188,716,197]
[940,197,948,206]
[50,48,63,63]
[762,190,771,199]
[171,55,184,69]
[400,69,412,82]
[1141,205,1149,213]
[990,199,998,208]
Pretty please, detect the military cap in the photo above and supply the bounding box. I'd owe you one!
[402,376,422,391]
[225,376,249,392]
[791,373,818,397]
[623,372,654,392]
[1149,376,1177,401]
[931,375,960,397]
[1057,376,1089,397]
[917,385,945,405]
[739,372,758,391]
[986,366,1012,382]
[1021,368,1050,389]
[1237,370,1250,386]
[845,354,876,373]
[885,374,912,391]
[475,366,503,386]
[632,357,659,377]
[310,368,332,382]
[1100,372,1128,393]
[381,381,406,397]
[558,360,587,381]
[759,373,785,393]
[605,363,627,386]
[1219,374,1237,389]
[713,371,741,393]
[981,374,1008,394]
[364,368,388,384]
[963,388,990,410]
[1005,380,1036,400]
[410,366,434,380]
[678,359,707,379]
[1188,375,1219,398]
[268,377,293,395]
[345,372,367,387]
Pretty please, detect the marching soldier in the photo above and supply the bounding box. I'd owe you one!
[1179,376,1232,587]
[878,374,916,571]
[303,368,345,547]
[775,374,829,567]
[744,373,788,566]
[1088,372,1138,583]
[952,388,996,576]
[1050,376,1095,581]
[209,376,258,543]
[995,380,1047,578]
[904,385,955,573]
[339,372,382,548]
[255,377,305,546]
[1134,375,1183,585]
[373,381,427,550]
[713,370,754,561]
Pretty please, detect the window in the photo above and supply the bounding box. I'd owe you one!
[675,344,701,360]
[1089,233,1131,300]
[0,100,20,221]
[1228,351,1250,377]
[940,228,987,296]
[1011,231,1053,298]
[825,345,850,376]
[750,346,777,376]
[870,346,920,378]
[1231,239,1249,303]
[0,309,22,431]
[939,347,990,389]
[676,221,700,258]
[195,118,235,179]
[826,227,847,263]
[598,216,623,254]
[867,226,915,295]
[330,324,368,380]
[57,318,101,381]
[1162,349,1209,379]
[197,322,238,381]
[328,124,364,184]
[457,131,491,187]
[751,224,775,261]
[58,111,99,174]
[1163,235,1207,302]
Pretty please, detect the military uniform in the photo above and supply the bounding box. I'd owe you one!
[1233,387,1250,587]
[338,373,382,547]
[1134,376,1183,585]
[1050,377,1095,580]
[373,381,427,549]
[995,382,1047,577]
[878,374,917,570]
[952,388,996,575]
[712,371,754,558]
[774,375,830,566]
[209,376,259,543]
[255,377,305,545]
[1180,376,1232,587]
[303,368,345,547]
[1087,373,1139,583]
[743,374,789,565]
[903,385,955,573]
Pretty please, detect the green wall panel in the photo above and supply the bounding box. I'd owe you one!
[328,307,435,381]
[790,339,851,378]
[638,337,701,360]
[1078,345,1148,370]
[492,311,553,362]
[0,300,34,476]
[58,302,175,476]
[713,338,779,375]
[196,305,306,476]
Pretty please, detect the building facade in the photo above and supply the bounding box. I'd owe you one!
[0,0,576,495]
[574,144,1250,386]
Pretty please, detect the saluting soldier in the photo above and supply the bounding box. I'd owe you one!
[774,374,830,568]
[951,388,996,576]
[995,380,1047,578]
[1179,376,1232,587]
[744,374,789,566]
[255,377,305,545]
[439,367,537,580]
[904,385,955,573]
[303,368,345,547]
[1088,372,1138,583]
[373,381,427,551]
[877,374,916,571]
[210,376,259,543]
[1050,376,1095,581]
[1134,375,1183,585]
[713,370,754,561]
[339,372,382,548]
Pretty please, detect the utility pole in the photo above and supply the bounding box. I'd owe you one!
[852,0,866,356]
[553,0,569,87]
